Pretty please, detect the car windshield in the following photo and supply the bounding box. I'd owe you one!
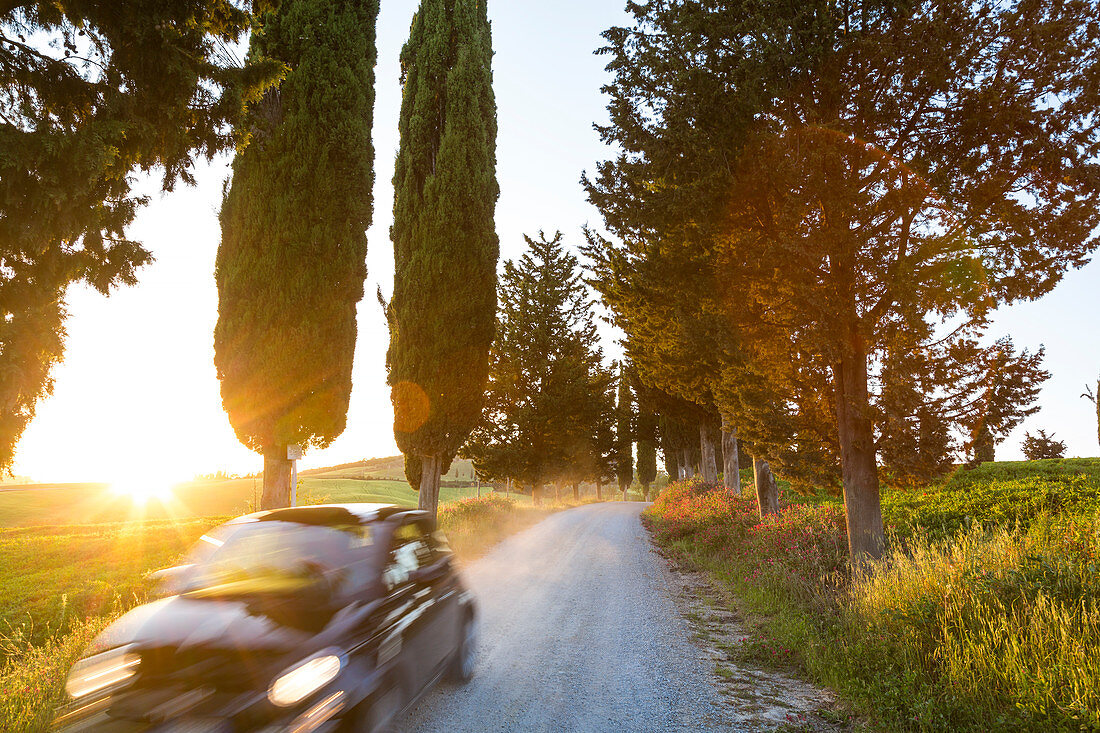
[179,520,373,595]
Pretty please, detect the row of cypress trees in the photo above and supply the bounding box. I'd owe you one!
[215,0,498,513]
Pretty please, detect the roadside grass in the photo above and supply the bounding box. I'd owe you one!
[0,492,572,732]
[645,469,1100,732]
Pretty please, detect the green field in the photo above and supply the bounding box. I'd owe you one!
[0,475,495,529]
[300,455,478,482]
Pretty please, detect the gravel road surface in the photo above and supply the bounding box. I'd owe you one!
[397,502,733,732]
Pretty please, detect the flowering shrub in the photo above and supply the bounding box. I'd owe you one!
[645,477,848,599]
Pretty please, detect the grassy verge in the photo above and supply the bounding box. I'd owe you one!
[0,492,576,732]
[645,475,1100,732]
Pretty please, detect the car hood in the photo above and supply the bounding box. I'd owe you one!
[87,595,316,659]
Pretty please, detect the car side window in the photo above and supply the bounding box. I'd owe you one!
[382,522,428,591]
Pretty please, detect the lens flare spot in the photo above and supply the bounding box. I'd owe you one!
[391,380,430,434]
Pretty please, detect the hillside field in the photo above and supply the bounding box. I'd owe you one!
[0,471,491,529]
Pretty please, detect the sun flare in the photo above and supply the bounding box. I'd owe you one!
[110,475,175,505]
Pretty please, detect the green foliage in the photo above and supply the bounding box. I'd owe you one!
[615,364,634,491]
[1,615,110,733]
[635,394,658,492]
[387,0,499,476]
[961,339,1049,464]
[215,0,378,458]
[463,232,614,491]
[882,473,1100,542]
[0,1,282,472]
[1021,429,1068,461]
[588,0,1100,560]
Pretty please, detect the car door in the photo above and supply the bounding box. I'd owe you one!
[381,519,437,695]
[408,518,460,679]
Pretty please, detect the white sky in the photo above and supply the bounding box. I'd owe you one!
[11,1,1100,483]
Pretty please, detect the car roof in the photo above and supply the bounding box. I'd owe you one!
[227,503,421,528]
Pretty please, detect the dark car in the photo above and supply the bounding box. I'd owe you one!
[54,504,477,733]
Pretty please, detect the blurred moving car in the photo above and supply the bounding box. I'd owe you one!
[54,504,477,732]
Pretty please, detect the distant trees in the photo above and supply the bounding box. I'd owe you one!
[386,0,499,517]
[215,0,378,509]
[587,0,1100,562]
[960,340,1049,466]
[463,232,614,504]
[1022,430,1067,461]
[0,1,282,472]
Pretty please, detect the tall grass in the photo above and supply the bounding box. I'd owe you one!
[644,476,1100,731]
[0,618,108,733]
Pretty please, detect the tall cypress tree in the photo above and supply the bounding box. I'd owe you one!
[388,0,499,517]
[615,365,634,497]
[215,0,378,508]
[635,398,658,500]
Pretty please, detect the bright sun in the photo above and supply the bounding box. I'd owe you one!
[110,474,176,505]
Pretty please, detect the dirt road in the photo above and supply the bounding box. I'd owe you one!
[397,502,733,732]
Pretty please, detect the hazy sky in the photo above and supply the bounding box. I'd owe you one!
[12,1,1100,484]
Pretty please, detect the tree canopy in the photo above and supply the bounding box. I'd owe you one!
[215,0,378,507]
[0,0,282,471]
[387,0,499,516]
[587,0,1100,561]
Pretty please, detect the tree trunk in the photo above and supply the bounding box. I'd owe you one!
[572,481,579,501]
[532,481,543,506]
[261,445,292,509]
[641,482,651,501]
[721,417,740,494]
[418,453,443,517]
[835,337,885,564]
[680,448,692,479]
[700,423,718,483]
[753,455,779,517]
[1092,378,1100,447]
[666,452,680,484]
[595,481,602,500]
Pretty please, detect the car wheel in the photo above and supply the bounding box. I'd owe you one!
[345,681,401,733]
[449,613,476,683]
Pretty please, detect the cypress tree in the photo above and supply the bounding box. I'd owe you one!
[636,401,658,501]
[388,0,499,517]
[615,366,634,498]
[215,0,378,508]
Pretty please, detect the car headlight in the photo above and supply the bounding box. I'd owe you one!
[268,650,344,708]
[65,646,141,699]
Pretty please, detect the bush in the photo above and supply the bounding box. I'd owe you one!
[882,473,1100,541]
